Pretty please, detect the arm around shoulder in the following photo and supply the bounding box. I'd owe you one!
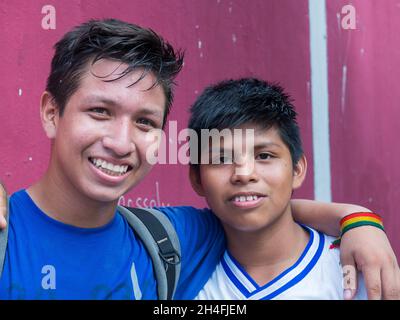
[290,199,371,237]
[291,198,400,300]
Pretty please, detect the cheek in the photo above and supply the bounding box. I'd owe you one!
[260,164,294,191]
[135,133,158,163]
[63,128,96,151]
[58,115,101,141]
[200,169,227,198]
[55,127,102,166]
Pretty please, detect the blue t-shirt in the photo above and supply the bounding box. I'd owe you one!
[0,190,225,300]
[157,206,225,300]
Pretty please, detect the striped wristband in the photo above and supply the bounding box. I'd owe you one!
[330,212,384,249]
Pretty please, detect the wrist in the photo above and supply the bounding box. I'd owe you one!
[330,212,384,248]
[330,204,372,237]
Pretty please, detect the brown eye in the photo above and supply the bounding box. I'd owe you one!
[137,118,157,128]
[89,107,110,116]
[257,153,273,160]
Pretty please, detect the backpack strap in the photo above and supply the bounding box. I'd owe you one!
[117,205,181,300]
[0,196,9,278]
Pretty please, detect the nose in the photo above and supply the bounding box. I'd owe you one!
[230,155,259,185]
[102,119,136,157]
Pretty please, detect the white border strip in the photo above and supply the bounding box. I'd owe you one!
[309,0,332,201]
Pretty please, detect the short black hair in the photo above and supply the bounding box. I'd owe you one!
[188,78,303,167]
[46,18,184,124]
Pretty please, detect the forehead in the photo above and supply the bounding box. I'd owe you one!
[208,124,286,149]
[73,59,167,109]
[88,59,143,84]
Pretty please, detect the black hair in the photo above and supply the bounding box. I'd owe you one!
[188,78,303,167]
[46,18,184,124]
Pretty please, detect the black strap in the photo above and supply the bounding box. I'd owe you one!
[0,196,9,278]
[123,207,180,300]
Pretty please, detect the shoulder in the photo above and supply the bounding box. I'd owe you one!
[155,205,213,216]
[154,206,219,227]
[302,225,339,255]
[305,226,368,299]
[9,189,28,205]
[8,189,33,219]
[301,225,342,272]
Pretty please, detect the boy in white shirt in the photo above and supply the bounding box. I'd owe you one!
[189,78,367,299]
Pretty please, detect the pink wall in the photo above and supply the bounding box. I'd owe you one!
[0,0,313,207]
[0,1,398,257]
[327,0,400,257]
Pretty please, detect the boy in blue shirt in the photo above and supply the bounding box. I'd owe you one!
[0,19,399,300]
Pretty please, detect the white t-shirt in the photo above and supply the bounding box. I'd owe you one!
[195,226,367,300]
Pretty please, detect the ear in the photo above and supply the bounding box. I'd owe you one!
[292,154,307,190]
[189,166,206,197]
[40,91,59,139]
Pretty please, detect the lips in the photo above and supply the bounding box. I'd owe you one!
[229,192,266,202]
[233,195,260,202]
[89,157,132,176]
[87,157,135,186]
[229,192,266,208]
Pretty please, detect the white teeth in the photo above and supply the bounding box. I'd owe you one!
[234,195,260,202]
[90,158,129,175]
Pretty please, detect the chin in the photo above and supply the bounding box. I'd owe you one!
[83,186,126,204]
[229,217,272,233]
[234,225,264,233]
[84,175,143,203]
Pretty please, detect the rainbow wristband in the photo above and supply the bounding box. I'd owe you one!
[330,212,384,249]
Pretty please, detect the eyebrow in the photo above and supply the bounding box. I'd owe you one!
[82,95,163,117]
[253,142,282,149]
[208,142,282,151]
[82,95,118,106]
[137,108,163,118]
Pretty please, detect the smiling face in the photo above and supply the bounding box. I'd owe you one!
[42,59,166,203]
[190,124,307,233]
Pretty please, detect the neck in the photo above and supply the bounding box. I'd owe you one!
[27,167,118,228]
[224,206,309,286]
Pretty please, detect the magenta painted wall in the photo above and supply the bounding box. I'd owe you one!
[0,0,313,207]
[1,1,397,257]
[327,0,400,257]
